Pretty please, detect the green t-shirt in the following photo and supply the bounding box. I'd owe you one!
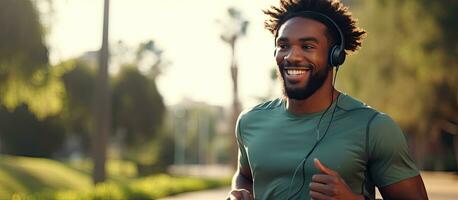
[236,93,419,200]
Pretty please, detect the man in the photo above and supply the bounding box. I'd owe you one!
[228,0,428,199]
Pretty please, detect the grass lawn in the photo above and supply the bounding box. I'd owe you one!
[0,155,92,199]
[0,155,230,200]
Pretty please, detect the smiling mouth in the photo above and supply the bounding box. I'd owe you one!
[284,68,312,76]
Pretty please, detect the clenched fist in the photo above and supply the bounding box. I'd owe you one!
[227,189,253,200]
[309,158,364,200]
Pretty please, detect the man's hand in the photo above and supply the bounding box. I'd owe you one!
[227,189,253,200]
[310,158,364,200]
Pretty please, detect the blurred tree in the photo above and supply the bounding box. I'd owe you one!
[417,0,458,170]
[153,127,175,172]
[111,40,167,176]
[54,39,168,175]
[112,66,165,175]
[0,0,64,118]
[60,60,96,156]
[0,0,47,79]
[0,104,64,157]
[339,0,458,169]
[135,40,170,78]
[218,7,249,167]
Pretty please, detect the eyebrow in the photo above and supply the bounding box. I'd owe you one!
[276,37,319,43]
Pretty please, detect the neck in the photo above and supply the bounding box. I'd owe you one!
[286,73,339,115]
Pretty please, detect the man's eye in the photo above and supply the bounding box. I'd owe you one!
[278,44,289,49]
[302,45,314,49]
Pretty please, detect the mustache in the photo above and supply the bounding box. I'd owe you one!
[279,60,314,69]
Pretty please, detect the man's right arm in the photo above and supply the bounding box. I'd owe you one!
[232,160,253,192]
[229,115,254,200]
[228,150,253,200]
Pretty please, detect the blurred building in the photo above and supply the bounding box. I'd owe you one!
[169,98,229,164]
[167,98,233,177]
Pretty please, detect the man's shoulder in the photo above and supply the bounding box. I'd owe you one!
[339,94,398,126]
[339,94,403,138]
[370,112,402,133]
[338,93,373,111]
[338,94,397,128]
[336,94,378,119]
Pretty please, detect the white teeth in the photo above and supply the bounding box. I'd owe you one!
[286,69,308,75]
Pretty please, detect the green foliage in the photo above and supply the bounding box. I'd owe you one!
[339,0,457,134]
[59,59,96,155]
[66,159,138,179]
[153,130,175,171]
[0,105,65,157]
[0,60,81,157]
[61,60,95,128]
[53,41,168,172]
[0,0,65,119]
[113,66,165,145]
[0,0,48,77]
[112,66,166,172]
[0,61,66,120]
[336,0,458,169]
[125,174,228,199]
[13,176,229,200]
[415,0,458,125]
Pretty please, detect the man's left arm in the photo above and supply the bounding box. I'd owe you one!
[378,175,428,200]
[310,159,428,200]
[309,113,429,200]
[368,113,428,199]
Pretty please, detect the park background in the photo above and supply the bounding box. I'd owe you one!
[0,0,457,199]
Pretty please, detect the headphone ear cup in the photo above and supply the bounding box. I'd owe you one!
[328,46,337,66]
[329,46,345,67]
[336,49,346,66]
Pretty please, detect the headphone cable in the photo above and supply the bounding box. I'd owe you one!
[286,67,340,200]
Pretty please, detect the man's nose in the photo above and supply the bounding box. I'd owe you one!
[284,46,303,63]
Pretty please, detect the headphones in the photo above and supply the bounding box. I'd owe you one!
[275,11,346,67]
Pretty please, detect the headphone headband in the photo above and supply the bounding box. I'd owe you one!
[293,11,344,52]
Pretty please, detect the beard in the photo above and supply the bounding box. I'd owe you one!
[278,61,329,100]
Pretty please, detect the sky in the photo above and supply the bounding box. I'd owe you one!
[46,0,282,108]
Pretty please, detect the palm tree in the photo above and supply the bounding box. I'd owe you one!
[219,7,249,166]
[93,0,110,184]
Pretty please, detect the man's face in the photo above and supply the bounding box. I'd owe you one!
[275,17,331,100]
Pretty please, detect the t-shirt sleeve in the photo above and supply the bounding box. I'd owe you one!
[367,113,420,187]
[236,113,250,168]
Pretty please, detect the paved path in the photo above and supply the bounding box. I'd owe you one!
[421,172,458,200]
[160,172,458,200]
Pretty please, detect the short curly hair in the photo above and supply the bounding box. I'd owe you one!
[264,0,366,54]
